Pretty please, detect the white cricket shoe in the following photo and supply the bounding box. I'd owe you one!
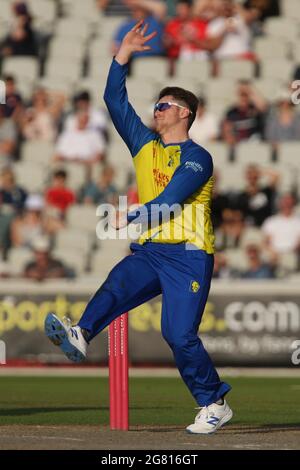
[186,400,233,435]
[44,313,87,363]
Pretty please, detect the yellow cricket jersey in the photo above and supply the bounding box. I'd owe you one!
[104,59,215,254]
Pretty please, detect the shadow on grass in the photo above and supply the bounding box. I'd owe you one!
[0,405,174,417]
[0,407,104,417]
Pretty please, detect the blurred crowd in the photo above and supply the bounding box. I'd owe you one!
[0,0,300,281]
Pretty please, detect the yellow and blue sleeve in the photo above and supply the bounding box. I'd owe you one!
[103,59,156,157]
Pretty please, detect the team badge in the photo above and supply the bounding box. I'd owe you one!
[190,281,200,293]
[168,155,175,167]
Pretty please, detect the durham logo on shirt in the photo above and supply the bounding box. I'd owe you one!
[190,281,200,293]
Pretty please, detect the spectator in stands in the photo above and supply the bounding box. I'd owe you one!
[64,91,108,143]
[1,1,37,57]
[222,80,267,145]
[262,193,300,261]
[164,0,210,75]
[240,243,275,279]
[3,75,23,122]
[0,261,11,279]
[233,165,279,227]
[80,164,117,205]
[0,105,17,167]
[10,193,45,248]
[205,0,258,61]
[243,0,280,35]
[23,236,75,281]
[45,169,75,218]
[293,65,300,82]
[22,88,65,142]
[189,96,219,144]
[112,0,166,60]
[54,110,106,169]
[211,169,232,229]
[0,168,25,258]
[265,90,300,144]
[0,167,27,213]
[215,208,245,250]
[243,0,280,22]
[194,0,219,21]
[212,252,236,278]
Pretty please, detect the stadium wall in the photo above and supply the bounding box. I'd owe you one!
[0,280,299,366]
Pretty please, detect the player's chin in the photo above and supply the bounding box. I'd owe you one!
[154,119,163,132]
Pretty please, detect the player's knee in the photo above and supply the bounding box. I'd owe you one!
[171,333,199,352]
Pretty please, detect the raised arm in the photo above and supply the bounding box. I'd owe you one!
[103,21,157,156]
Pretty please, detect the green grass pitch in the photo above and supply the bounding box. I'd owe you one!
[0,376,299,427]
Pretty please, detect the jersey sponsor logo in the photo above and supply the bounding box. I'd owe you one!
[153,168,170,188]
[190,280,200,293]
[185,161,203,173]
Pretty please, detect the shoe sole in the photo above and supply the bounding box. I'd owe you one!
[44,313,85,363]
[186,409,233,435]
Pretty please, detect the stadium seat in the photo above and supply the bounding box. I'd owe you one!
[264,17,300,41]
[49,38,86,62]
[62,0,99,22]
[14,162,48,192]
[205,78,236,108]
[67,205,98,232]
[21,140,55,166]
[176,60,211,82]
[277,252,298,273]
[221,60,255,80]
[74,77,108,107]
[281,0,300,21]
[52,247,88,274]
[96,16,125,37]
[89,57,117,79]
[205,142,231,168]
[254,37,289,60]
[38,76,75,95]
[262,58,295,82]
[8,247,33,275]
[125,77,157,101]
[27,0,57,24]
[254,78,285,102]
[217,164,245,191]
[0,20,9,42]
[45,57,83,81]
[234,142,272,167]
[0,0,12,22]
[15,77,35,101]
[277,142,300,170]
[131,57,169,80]
[107,141,133,170]
[55,229,92,255]
[292,43,300,63]
[271,162,295,192]
[89,38,114,61]
[55,19,91,41]
[224,248,248,271]
[2,57,39,82]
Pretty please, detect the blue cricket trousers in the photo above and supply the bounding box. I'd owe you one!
[78,242,231,406]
